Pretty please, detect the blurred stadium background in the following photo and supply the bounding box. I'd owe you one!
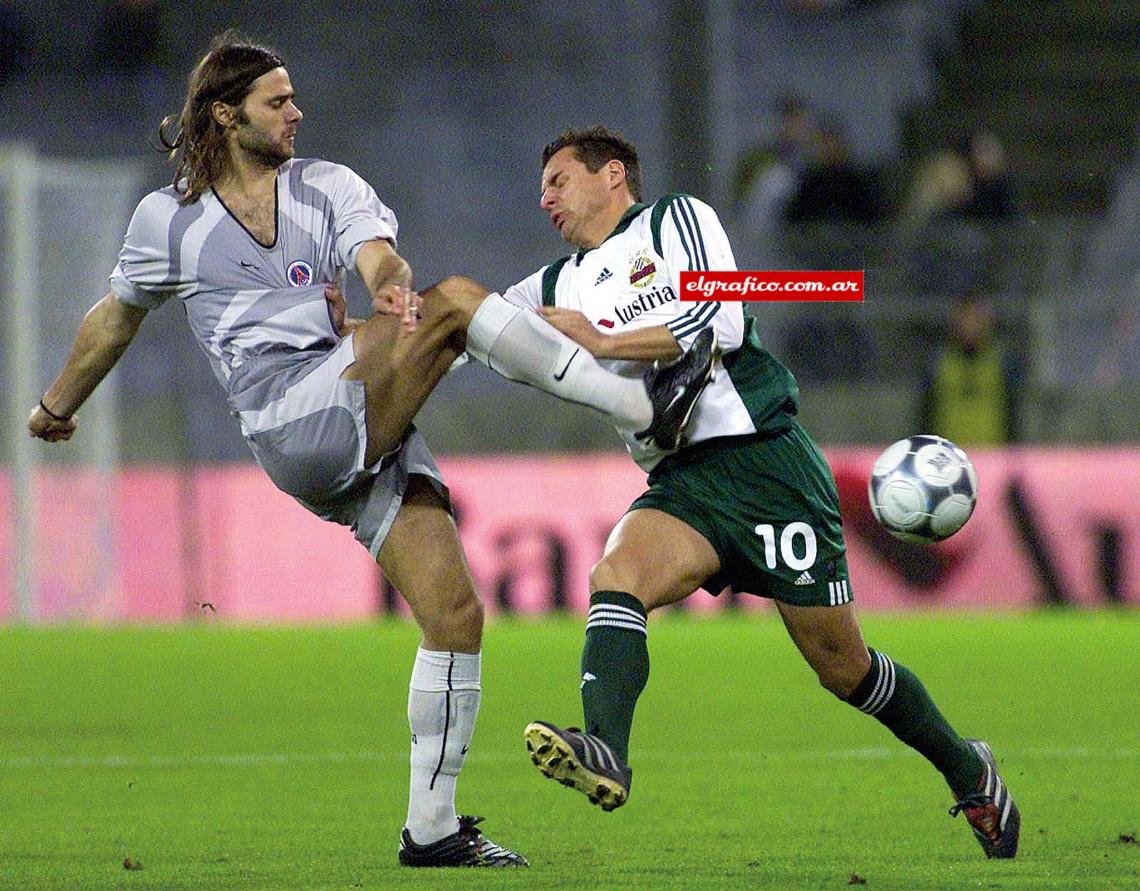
[2,0,1139,618]
[2,3,1139,888]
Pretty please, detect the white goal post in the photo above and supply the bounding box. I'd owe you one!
[1,143,142,623]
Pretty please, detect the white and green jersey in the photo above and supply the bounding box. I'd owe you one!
[503,193,799,471]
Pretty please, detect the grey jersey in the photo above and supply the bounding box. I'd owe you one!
[108,159,442,559]
[109,158,395,399]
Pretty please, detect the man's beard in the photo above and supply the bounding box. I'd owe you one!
[235,114,292,169]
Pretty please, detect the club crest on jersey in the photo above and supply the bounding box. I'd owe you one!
[287,260,313,287]
[629,253,657,289]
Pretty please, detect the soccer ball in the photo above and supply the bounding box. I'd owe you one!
[867,435,978,544]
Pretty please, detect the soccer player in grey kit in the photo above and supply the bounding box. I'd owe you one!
[28,34,715,868]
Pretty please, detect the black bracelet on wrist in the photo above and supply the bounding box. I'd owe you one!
[39,399,71,422]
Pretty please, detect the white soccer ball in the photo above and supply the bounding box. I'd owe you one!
[867,435,978,544]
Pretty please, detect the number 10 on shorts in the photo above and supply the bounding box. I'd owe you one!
[754,522,817,570]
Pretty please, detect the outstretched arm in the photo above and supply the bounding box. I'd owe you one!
[28,291,147,442]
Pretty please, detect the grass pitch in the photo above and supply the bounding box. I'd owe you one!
[1,611,1137,889]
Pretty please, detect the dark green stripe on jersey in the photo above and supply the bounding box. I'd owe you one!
[541,256,572,307]
[651,193,709,270]
[650,192,691,257]
[722,316,801,433]
[673,197,708,269]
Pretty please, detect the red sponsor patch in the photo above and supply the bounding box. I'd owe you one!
[597,319,615,328]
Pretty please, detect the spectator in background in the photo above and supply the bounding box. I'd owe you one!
[918,291,1024,446]
[900,129,1017,296]
[732,94,820,230]
[901,129,1017,230]
[899,148,973,230]
[776,123,883,382]
[783,124,888,223]
[954,129,1018,221]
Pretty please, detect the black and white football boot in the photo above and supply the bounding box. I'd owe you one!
[948,739,1021,859]
[635,326,717,451]
[398,815,528,868]
[524,720,632,812]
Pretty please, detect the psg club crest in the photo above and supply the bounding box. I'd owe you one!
[287,260,313,287]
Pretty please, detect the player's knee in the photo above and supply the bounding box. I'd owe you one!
[589,556,627,595]
[451,591,484,642]
[817,669,851,699]
[424,589,484,651]
[438,274,487,296]
[430,276,489,314]
[816,649,871,699]
[415,276,486,337]
[589,557,659,611]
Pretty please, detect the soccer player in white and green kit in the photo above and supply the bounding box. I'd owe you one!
[522,127,1019,860]
[27,37,718,869]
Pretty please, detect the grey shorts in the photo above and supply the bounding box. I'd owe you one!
[238,336,447,559]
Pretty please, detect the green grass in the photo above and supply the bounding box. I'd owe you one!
[1,611,1137,889]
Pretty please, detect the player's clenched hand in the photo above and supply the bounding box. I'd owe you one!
[373,284,420,333]
[372,284,420,333]
[538,306,609,356]
[28,404,77,442]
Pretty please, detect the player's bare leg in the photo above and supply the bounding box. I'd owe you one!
[379,475,527,867]
[343,278,477,464]
[526,509,719,809]
[591,508,720,612]
[776,599,1018,857]
[378,475,483,653]
[774,601,870,697]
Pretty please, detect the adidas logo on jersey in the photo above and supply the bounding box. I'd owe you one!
[794,570,815,586]
[595,267,613,286]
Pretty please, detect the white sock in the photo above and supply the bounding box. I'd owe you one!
[466,293,652,430]
[405,648,481,845]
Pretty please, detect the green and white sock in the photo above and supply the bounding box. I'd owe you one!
[580,590,649,763]
[847,648,983,795]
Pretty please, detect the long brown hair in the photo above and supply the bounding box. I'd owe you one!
[158,31,283,204]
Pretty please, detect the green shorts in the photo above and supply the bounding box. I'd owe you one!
[629,421,852,607]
